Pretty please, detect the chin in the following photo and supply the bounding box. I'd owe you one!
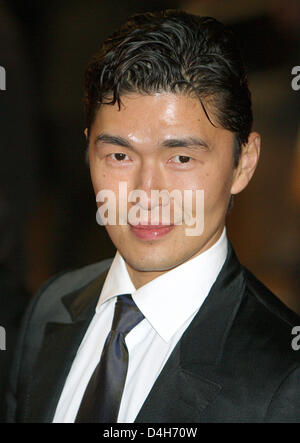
[124,253,184,273]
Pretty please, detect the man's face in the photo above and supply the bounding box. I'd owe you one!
[88,93,243,280]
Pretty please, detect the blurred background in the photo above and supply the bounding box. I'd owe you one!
[0,0,299,321]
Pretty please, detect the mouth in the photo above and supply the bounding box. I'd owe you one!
[129,222,175,240]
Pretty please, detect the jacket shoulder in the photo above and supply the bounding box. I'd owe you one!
[236,266,300,374]
[243,266,300,328]
[6,258,113,422]
[33,258,113,309]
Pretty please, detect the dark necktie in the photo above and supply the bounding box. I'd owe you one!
[75,294,144,423]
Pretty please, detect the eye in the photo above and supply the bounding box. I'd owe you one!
[109,153,130,161]
[171,155,192,164]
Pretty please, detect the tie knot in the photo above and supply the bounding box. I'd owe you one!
[111,294,144,336]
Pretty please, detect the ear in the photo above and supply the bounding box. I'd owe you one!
[231,132,261,195]
[84,128,88,140]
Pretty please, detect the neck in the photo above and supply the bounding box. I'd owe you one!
[125,267,166,289]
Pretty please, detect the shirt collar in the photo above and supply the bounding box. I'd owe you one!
[96,227,228,342]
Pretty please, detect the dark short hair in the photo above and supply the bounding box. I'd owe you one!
[84,9,253,166]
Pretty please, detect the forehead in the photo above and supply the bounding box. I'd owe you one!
[90,93,233,146]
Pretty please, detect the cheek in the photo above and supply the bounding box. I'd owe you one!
[169,170,205,192]
[198,163,233,208]
[90,162,109,193]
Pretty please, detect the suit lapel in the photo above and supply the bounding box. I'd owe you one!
[134,340,223,422]
[135,242,246,422]
[24,269,109,423]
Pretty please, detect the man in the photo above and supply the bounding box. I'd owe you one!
[7,10,300,423]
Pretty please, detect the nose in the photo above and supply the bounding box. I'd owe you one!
[132,161,168,211]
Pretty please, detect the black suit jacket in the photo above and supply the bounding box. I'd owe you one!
[6,243,300,422]
[0,266,29,423]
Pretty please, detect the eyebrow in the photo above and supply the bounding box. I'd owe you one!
[161,137,209,150]
[94,133,209,150]
[95,133,132,148]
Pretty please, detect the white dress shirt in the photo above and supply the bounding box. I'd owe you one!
[53,227,228,423]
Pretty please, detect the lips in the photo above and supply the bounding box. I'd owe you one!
[129,223,175,240]
[131,223,173,228]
